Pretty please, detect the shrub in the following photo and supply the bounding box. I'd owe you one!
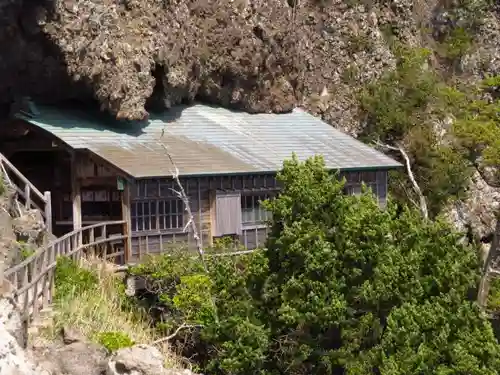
[488,277,500,311]
[259,155,485,374]
[19,242,36,260]
[54,256,98,301]
[129,156,500,375]
[46,256,181,368]
[359,45,473,214]
[97,331,135,352]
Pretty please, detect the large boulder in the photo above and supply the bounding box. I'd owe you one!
[106,344,196,375]
[32,327,108,375]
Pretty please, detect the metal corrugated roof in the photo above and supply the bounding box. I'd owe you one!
[16,104,401,178]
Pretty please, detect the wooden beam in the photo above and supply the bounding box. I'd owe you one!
[71,154,82,231]
[79,176,117,187]
[122,181,132,263]
[208,189,216,246]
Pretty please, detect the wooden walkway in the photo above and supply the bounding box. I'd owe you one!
[0,150,127,321]
[0,152,52,232]
[4,221,126,320]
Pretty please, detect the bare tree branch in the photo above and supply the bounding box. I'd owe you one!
[157,129,219,323]
[373,140,429,220]
[151,323,203,345]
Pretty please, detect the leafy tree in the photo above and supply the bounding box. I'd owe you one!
[380,297,500,375]
[260,155,492,375]
[359,45,472,215]
[129,156,500,375]
[452,75,500,185]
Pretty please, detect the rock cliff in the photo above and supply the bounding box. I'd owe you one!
[0,293,196,375]
[0,0,497,127]
[0,0,499,235]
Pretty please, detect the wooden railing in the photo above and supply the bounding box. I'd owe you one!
[3,220,126,320]
[0,153,52,233]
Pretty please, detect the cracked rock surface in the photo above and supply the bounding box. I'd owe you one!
[0,0,496,131]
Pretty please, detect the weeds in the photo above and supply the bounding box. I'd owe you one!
[41,256,181,368]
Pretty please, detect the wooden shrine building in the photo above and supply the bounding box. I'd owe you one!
[0,101,401,262]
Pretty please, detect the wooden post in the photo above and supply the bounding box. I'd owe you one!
[208,189,216,246]
[44,191,52,234]
[24,184,31,209]
[71,154,82,231]
[121,180,132,264]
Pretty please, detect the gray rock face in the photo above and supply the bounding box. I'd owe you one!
[0,294,45,375]
[0,296,27,348]
[0,303,197,375]
[106,345,196,375]
[445,171,500,241]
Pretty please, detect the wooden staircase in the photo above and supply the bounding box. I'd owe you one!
[0,151,126,331]
[0,152,52,233]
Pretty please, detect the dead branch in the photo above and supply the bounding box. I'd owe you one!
[158,132,204,265]
[373,140,428,220]
[152,323,203,345]
[157,129,219,323]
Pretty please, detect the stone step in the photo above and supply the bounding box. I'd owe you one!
[30,306,55,328]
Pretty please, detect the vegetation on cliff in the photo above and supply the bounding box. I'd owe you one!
[0,0,498,239]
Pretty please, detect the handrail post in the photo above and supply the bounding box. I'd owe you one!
[44,191,52,234]
[24,185,31,209]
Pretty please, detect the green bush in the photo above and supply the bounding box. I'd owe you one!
[359,45,474,214]
[54,256,98,301]
[19,242,36,260]
[97,331,135,352]
[127,156,500,375]
[488,277,500,311]
[437,27,474,61]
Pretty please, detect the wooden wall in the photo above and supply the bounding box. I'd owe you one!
[128,169,390,259]
[129,174,278,260]
[54,152,123,232]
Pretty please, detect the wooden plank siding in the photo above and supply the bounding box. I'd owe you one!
[128,170,390,258]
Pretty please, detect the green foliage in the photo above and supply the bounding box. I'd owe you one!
[437,27,474,61]
[0,175,5,196]
[380,297,500,375]
[359,45,474,214]
[360,45,441,140]
[172,274,214,324]
[260,155,485,374]
[451,76,500,173]
[19,242,36,260]
[128,156,500,375]
[54,256,98,301]
[129,248,269,374]
[347,32,373,55]
[488,277,500,311]
[403,125,472,216]
[96,331,135,352]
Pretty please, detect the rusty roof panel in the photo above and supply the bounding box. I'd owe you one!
[16,104,401,178]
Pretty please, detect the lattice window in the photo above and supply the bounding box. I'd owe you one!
[343,171,378,197]
[241,193,272,226]
[131,199,184,232]
[158,199,184,230]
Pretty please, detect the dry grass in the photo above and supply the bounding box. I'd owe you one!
[39,256,182,368]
